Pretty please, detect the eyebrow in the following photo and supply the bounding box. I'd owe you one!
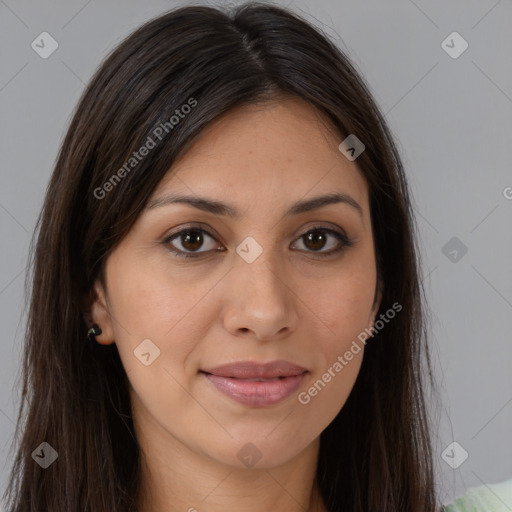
[145,191,363,220]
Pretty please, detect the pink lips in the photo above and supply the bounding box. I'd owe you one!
[201,360,308,407]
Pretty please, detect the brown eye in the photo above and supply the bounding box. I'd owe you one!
[164,226,353,260]
[164,228,220,258]
[303,231,328,251]
[179,230,205,252]
[292,228,353,257]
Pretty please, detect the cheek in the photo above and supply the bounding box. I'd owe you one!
[304,260,376,395]
[314,268,376,346]
[105,262,201,426]
[296,279,372,429]
[107,255,198,338]
[104,257,201,380]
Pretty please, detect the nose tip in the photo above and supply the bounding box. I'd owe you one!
[223,261,298,341]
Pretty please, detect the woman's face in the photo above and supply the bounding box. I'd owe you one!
[92,96,381,469]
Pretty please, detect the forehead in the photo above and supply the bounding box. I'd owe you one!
[152,96,369,216]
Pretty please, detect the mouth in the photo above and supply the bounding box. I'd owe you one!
[199,360,308,407]
[201,360,308,379]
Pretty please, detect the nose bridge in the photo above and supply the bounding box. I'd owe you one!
[235,235,287,302]
[222,234,298,338]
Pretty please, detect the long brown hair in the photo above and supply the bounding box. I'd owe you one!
[4,3,440,511]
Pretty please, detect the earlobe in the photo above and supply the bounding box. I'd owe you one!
[88,280,115,345]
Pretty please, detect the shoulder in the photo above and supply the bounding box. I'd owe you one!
[441,478,512,512]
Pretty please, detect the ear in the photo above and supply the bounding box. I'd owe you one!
[87,279,115,345]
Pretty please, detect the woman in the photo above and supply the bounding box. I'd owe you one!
[3,3,508,511]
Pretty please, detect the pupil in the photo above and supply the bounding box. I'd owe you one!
[305,231,325,251]
[182,230,203,251]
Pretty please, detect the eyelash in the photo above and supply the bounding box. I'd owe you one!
[163,225,354,259]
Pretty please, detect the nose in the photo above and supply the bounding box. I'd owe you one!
[221,249,300,341]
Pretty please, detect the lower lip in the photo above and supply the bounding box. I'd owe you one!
[201,372,307,407]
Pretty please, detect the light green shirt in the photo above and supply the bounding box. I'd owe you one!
[442,478,512,512]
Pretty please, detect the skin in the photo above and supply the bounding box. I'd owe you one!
[90,95,382,512]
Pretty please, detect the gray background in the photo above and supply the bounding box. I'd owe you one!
[1,0,511,508]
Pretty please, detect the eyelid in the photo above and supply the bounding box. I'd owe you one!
[163,223,221,245]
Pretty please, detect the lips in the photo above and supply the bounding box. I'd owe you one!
[201,360,308,379]
[200,360,308,407]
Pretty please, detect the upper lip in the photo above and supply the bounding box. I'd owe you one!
[201,360,308,379]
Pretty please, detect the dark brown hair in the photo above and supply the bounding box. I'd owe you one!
[4,3,439,511]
